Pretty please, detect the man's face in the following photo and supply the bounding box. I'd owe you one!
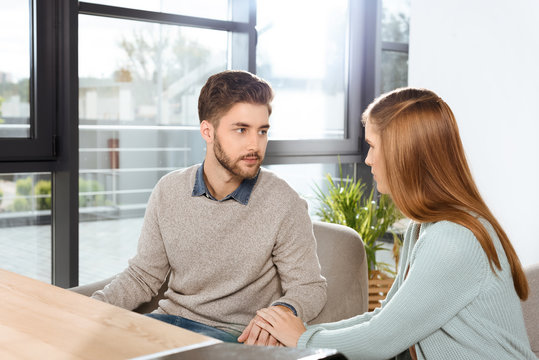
[212,102,270,180]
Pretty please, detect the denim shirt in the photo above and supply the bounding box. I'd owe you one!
[191,162,259,205]
[190,163,298,316]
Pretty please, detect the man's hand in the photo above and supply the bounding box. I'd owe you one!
[237,305,293,346]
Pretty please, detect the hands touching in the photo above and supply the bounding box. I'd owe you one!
[237,311,281,346]
[254,306,306,347]
[238,305,306,348]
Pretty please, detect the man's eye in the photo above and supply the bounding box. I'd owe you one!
[258,130,268,135]
[235,128,246,133]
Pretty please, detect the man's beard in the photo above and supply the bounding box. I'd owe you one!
[213,135,263,180]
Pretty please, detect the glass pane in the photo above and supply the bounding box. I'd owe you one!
[79,15,228,284]
[264,162,373,218]
[257,0,348,140]
[82,0,231,21]
[381,0,411,43]
[380,50,408,94]
[0,173,52,282]
[0,0,30,138]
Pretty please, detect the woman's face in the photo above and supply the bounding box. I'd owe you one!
[364,121,389,194]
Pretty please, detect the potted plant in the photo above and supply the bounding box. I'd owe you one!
[314,168,403,310]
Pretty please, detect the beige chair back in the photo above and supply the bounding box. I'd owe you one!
[523,263,539,357]
[308,221,368,324]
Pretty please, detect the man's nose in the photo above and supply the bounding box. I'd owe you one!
[247,132,261,151]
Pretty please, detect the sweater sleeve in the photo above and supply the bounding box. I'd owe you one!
[301,271,401,331]
[270,197,327,322]
[302,222,414,332]
[91,180,171,310]
[297,221,489,360]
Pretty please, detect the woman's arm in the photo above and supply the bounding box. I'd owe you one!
[299,221,414,332]
[262,222,489,360]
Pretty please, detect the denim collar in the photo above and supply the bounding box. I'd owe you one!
[191,162,259,205]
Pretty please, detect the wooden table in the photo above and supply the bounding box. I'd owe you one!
[0,269,219,359]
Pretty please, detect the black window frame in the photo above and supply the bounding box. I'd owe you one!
[0,0,79,287]
[0,0,57,162]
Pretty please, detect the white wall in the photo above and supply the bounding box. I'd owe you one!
[408,0,539,266]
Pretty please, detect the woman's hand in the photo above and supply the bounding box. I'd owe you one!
[237,314,280,346]
[254,306,307,347]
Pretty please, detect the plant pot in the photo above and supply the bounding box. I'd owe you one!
[368,274,394,311]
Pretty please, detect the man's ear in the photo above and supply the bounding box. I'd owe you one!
[200,120,214,143]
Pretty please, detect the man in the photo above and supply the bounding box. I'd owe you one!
[92,70,327,345]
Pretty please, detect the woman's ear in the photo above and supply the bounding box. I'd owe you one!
[200,120,214,143]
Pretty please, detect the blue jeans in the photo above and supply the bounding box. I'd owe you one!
[145,313,239,343]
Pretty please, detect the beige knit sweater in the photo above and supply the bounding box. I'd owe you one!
[92,165,327,333]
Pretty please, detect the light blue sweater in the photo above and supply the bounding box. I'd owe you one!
[298,220,537,359]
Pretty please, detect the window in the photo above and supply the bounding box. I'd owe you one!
[0,0,77,286]
[0,173,52,282]
[0,0,57,161]
[78,13,231,282]
[0,0,410,287]
[0,1,30,139]
[378,0,410,94]
[263,0,371,162]
[257,0,348,141]
[75,0,375,283]
[266,162,373,217]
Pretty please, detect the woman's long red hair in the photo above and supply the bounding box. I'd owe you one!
[363,87,528,300]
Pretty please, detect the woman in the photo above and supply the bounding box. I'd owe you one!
[252,88,536,359]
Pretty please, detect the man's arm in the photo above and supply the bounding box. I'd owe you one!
[92,180,170,310]
[270,196,327,321]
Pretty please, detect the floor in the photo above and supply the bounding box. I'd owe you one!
[0,217,143,285]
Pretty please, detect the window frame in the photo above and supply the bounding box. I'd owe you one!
[0,0,79,287]
[264,0,377,164]
[0,0,57,162]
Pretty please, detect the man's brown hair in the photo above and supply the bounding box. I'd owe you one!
[198,70,274,126]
